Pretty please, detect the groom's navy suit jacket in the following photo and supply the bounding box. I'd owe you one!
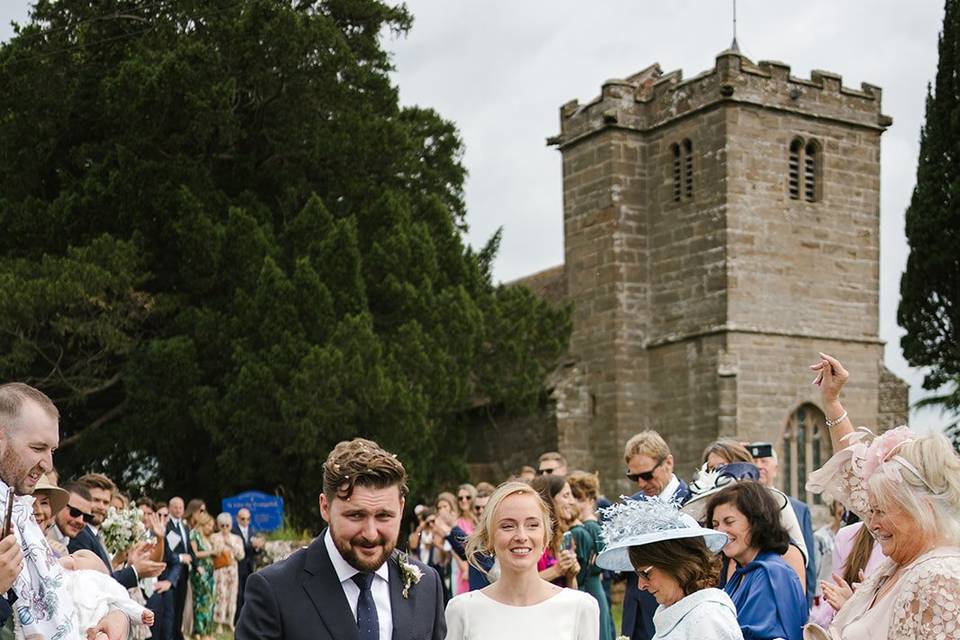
[236,530,446,640]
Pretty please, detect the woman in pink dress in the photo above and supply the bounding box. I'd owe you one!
[454,484,478,594]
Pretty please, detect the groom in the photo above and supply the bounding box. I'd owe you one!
[236,438,446,640]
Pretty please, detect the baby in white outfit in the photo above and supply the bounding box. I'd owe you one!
[58,550,155,639]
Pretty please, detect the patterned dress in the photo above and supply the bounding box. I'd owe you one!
[189,530,216,635]
[213,532,245,628]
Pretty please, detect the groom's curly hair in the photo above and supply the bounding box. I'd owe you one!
[322,438,408,503]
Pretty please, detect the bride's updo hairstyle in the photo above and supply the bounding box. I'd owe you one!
[868,432,960,545]
[465,481,552,572]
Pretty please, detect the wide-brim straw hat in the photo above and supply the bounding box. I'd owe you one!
[595,498,728,572]
[33,474,69,515]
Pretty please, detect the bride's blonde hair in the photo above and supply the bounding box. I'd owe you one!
[464,481,552,573]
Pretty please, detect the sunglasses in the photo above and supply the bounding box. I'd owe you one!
[457,496,470,502]
[637,565,654,582]
[626,458,665,483]
[473,505,484,514]
[536,468,556,475]
[68,505,96,524]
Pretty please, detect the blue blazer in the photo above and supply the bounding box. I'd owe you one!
[621,480,692,640]
[68,525,139,589]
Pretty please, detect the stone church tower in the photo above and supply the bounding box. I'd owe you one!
[502,50,909,501]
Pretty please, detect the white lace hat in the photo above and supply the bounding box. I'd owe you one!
[595,497,728,572]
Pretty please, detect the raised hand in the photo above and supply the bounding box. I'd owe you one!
[810,352,849,402]
[821,572,854,611]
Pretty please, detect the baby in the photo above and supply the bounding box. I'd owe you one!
[58,550,155,638]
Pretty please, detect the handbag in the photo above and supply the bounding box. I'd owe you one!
[213,550,232,569]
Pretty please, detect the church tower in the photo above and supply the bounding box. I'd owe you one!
[545,50,908,499]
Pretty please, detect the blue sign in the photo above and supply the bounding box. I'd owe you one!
[221,491,284,533]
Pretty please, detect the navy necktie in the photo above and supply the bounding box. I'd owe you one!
[353,572,379,640]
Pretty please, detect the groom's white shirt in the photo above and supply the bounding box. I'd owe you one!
[325,529,393,640]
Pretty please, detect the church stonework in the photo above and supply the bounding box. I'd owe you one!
[509,50,909,499]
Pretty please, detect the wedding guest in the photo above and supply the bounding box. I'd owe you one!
[749,441,817,607]
[445,482,599,639]
[537,452,568,476]
[454,484,478,595]
[519,466,537,482]
[212,512,245,634]
[815,520,886,626]
[531,474,580,588]
[804,353,960,639]
[808,499,844,626]
[621,430,691,640]
[137,497,176,640]
[31,473,68,534]
[232,507,262,624]
[185,499,207,528]
[701,439,753,472]
[166,496,194,640]
[111,492,130,510]
[596,498,742,640]
[189,512,218,640]
[706,481,807,640]
[567,471,614,640]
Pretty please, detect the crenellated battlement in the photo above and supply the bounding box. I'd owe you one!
[549,51,892,148]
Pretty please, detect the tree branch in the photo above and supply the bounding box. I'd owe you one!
[58,401,127,449]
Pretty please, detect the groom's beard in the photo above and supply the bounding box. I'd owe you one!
[336,532,397,572]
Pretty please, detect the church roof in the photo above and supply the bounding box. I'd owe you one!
[506,264,567,306]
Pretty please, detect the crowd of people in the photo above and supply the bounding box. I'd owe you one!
[3,351,960,640]
[0,381,267,640]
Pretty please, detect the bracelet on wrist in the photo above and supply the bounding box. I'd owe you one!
[825,410,848,429]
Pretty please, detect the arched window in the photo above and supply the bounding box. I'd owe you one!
[672,143,681,202]
[781,403,830,504]
[804,140,821,202]
[788,137,822,203]
[788,138,802,200]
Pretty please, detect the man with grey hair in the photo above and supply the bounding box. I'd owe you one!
[0,381,129,639]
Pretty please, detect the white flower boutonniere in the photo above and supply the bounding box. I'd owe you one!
[397,552,423,599]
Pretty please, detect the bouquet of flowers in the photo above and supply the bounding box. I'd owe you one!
[101,506,147,556]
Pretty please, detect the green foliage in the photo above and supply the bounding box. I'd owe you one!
[0,0,569,528]
[898,0,960,411]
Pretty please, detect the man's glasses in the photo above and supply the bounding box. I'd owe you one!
[473,505,484,514]
[626,458,665,483]
[67,505,96,523]
[536,468,556,475]
[637,565,654,581]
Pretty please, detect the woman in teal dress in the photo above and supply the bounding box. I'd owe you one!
[569,471,616,640]
[189,511,218,640]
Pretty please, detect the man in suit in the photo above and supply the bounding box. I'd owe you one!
[236,438,445,640]
[751,441,818,608]
[68,474,166,589]
[621,430,692,640]
[165,496,194,640]
[0,382,129,639]
[232,507,262,622]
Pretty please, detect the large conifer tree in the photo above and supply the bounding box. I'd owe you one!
[0,0,569,525]
[898,0,960,412]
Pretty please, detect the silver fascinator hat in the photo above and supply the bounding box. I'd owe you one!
[595,497,728,572]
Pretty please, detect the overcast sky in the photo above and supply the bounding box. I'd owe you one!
[1,1,951,431]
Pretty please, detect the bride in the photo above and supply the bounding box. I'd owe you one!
[444,481,599,640]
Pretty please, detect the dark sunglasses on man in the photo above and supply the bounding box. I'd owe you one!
[67,505,96,524]
[536,468,556,476]
[626,457,665,483]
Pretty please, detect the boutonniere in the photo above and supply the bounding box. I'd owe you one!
[396,551,423,599]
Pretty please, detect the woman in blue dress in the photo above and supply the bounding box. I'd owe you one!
[705,482,807,640]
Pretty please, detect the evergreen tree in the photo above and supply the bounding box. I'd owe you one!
[898,0,960,413]
[0,0,569,526]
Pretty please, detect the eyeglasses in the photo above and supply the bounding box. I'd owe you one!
[637,565,654,582]
[626,458,665,483]
[67,505,96,523]
[536,467,556,475]
[457,496,470,502]
[473,505,485,514]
